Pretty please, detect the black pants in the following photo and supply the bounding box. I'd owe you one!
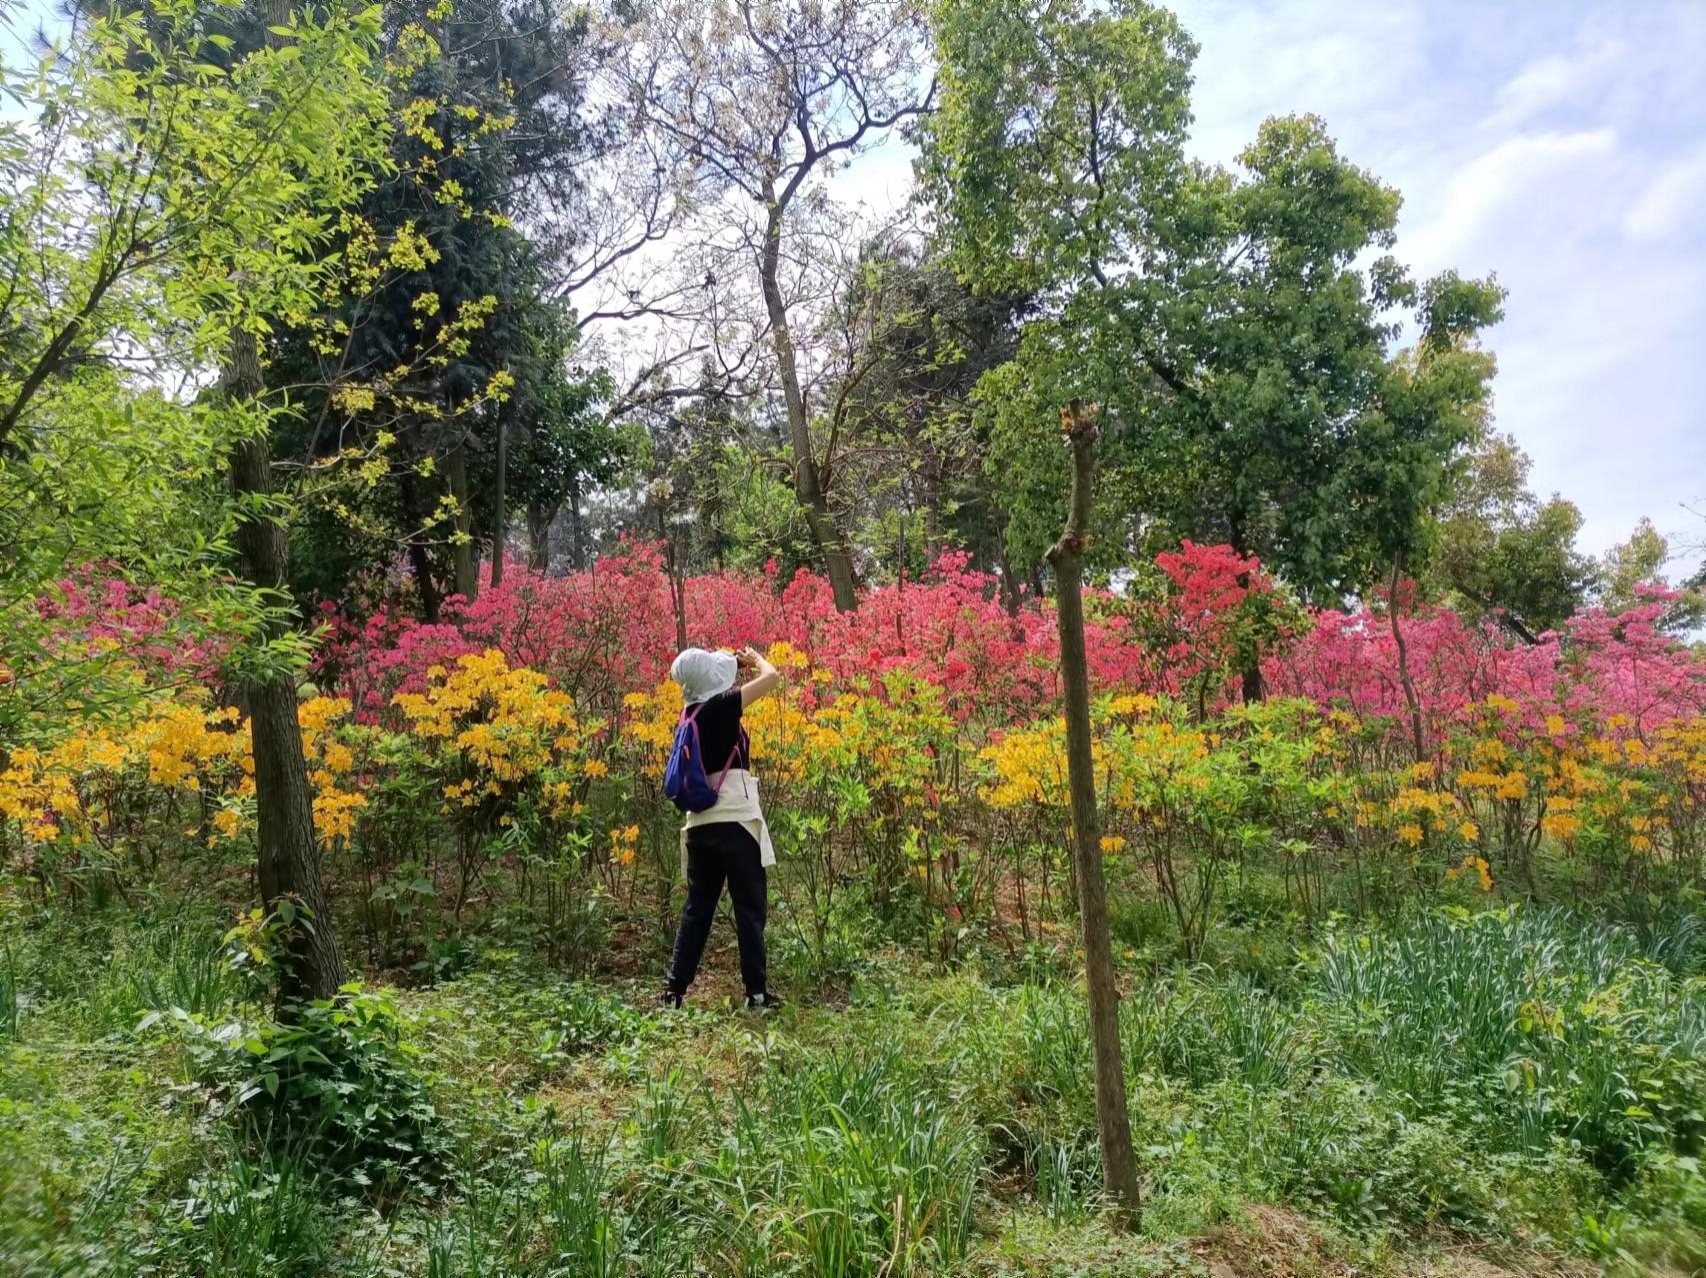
[666,822,767,997]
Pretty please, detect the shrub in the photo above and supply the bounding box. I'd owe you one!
[180,986,447,1192]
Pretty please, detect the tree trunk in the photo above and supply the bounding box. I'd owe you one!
[898,507,907,589]
[1047,401,1141,1227]
[1241,664,1265,704]
[760,198,858,611]
[1228,514,1265,703]
[398,468,442,623]
[527,498,558,572]
[1390,557,1427,763]
[922,447,944,562]
[446,439,477,602]
[995,506,1024,617]
[659,501,687,651]
[566,474,587,570]
[224,329,345,1013]
[490,418,507,590]
[998,550,1024,618]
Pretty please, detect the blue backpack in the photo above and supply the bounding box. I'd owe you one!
[662,701,740,814]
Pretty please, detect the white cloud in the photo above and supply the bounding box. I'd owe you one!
[1486,44,1624,131]
[1403,129,1620,271]
[1166,0,1706,575]
[1624,144,1706,242]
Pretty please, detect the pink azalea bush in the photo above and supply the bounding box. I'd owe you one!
[313,542,1156,727]
[31,564,228,688]
[301,539,1706,746]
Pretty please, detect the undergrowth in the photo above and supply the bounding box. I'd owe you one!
[0,903,1700,1276]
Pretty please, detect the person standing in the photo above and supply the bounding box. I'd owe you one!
[661,645,783,1010]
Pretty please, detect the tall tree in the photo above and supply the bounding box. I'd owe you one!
[0,0,392,1001]
[1341,272,1506,759]
[495,297,622,574]
[819,239,1029,587]
[1599,517,1705,633]
[269,0,602,613]
[921,1,1502,620]
[919,0,1195,1221]
[611,0,935,611]
[1050,401,1142,1223]
[0,0,380,741]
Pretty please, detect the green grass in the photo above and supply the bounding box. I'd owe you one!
[0,943,17,1041]
[1,903,1701,1277]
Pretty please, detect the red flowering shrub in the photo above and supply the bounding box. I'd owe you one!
[303,538,1706,749]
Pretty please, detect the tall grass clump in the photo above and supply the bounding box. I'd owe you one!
[174,1145,332,1278]
[691,1045,979,1278]
[0,945,17,1040]
[533,1128,625,1278]
[1316,907,1705,1180]
[1123,973,1306,1091]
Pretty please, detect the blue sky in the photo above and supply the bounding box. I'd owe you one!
[846,0,1706,578]
[1182,0,1706,576]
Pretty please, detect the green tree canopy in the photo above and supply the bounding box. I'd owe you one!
[0,0,391,739]
[1428,432,1598,640]
[918,0,1504,605]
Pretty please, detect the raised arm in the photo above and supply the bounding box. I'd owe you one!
[738,646,781,707]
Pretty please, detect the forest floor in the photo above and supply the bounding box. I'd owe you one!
[3,905,1697,1277]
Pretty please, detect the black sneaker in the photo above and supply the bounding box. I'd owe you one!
[745,991,782,1012]
[660,989,683,1010]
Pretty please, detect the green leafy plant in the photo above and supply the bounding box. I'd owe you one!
[180,986,446,1192]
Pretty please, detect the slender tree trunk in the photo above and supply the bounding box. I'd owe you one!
[490,418,507,589]
[998,551,1024,618]
[898,507,907,589]
[1390,557,1426,762]
[759,197,858,611]
[995,506,1024,618]
[527,498,558,572]
[1048,401,1141,1226]
[922,448,944,561]
[398,468,442,623]
[659,501,687,650]
[446,439,477,601]
[566,474,587,570]
[1228,514,1265,703]
[224,329,344,1013]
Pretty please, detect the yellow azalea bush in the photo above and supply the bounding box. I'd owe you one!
[389,650,600,914]
[7,634,1706,954]
[0,699,248,866]
[393,649,587,793]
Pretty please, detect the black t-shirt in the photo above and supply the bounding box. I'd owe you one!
[691,687,749,776]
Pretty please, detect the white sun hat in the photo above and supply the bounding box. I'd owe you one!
[669,647,740,705]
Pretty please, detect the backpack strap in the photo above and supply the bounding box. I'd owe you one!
[709,737,740,795]
[683,700,741,795]
[677,703,704,758]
